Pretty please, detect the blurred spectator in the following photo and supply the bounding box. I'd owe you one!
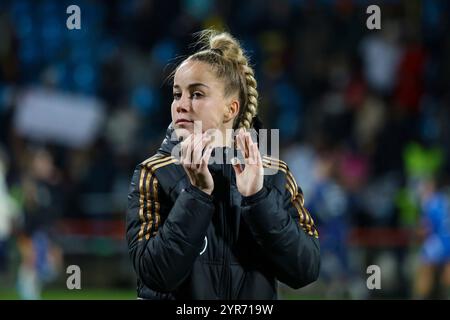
[16,148,63,299]
[394,33,426,115]
[413,175,450,299]
[308,151,351,298]
[0,147,20,274]
[359,20,402,96]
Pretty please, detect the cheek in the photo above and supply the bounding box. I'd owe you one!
[170,102,177,120]
[198,104,224,128]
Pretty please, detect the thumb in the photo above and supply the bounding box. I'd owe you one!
[231,157,243,175]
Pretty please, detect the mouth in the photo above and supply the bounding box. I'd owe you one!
[175,119,194,125]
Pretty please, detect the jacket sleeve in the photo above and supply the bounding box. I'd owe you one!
[126,164,215,292]
[241,166,320,289]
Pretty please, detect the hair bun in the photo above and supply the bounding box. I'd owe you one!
[210,48,223,56]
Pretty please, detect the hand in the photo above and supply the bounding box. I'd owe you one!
[180,132,215,195]
[232,129,264,197]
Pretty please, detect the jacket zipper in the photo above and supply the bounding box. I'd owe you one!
[227,157,233,299]
[216,148,227,299]
[216,148,234,299]
[219,148,231,300]
[224,148,233,299]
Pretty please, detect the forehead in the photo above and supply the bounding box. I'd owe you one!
[173,60,219,86]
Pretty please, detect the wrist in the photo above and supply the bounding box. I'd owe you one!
[187,185,214,202]
[242,186,268,205]
[240,181,264,197]
[192,183,213,195]
[189,179,213,195]
[241,187,262,197]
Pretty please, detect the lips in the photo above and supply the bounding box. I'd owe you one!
[176,119,193,124]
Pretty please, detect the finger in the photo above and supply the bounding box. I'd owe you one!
[179,137,187,163]
[246,131,255,145]
[180,134,192,163]
[237,130,248,158]
[242,132,252,160]
[200,144,214,169]
[179,142,185,163]
[252,143,262,167]
[185,134,194,167]
[235,131,242,151]
[231,157,243,175]
[193,134,210,167]
[200,136,214,168]
[189,134,197,166]
[194,133,213,166]
[248,135,256,165]
[191,133,203,166]
[245,132,253,159]
[199,132,213,150]
[201,133,214,152]
[234,130,242,152]
[254,143,262,165]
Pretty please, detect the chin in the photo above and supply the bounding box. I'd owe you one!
[173,127,192,141]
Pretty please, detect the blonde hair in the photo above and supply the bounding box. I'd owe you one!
[178,29,259,130]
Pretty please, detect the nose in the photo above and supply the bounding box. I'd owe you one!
[176,94,191,113]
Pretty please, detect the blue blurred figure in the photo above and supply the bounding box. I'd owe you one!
[414,175,450,299]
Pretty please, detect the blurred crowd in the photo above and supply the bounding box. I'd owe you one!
[0,0,449,299]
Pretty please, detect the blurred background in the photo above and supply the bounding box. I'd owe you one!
[0,0,449,299]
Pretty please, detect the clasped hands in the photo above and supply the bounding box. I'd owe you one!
[179,129,264,197]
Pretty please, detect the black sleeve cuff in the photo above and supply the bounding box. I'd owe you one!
[242,186,269,206]
[185,185,214,203]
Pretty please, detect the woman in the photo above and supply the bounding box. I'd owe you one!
[126,30,320,299]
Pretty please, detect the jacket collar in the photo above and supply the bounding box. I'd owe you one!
[156,122,269,165]
[157,123,179,156]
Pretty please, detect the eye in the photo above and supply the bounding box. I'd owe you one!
[191,92,203,99]
[173,92,181,100]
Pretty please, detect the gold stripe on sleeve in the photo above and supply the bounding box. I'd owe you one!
[138,167,149,242]
[143,169,153,240]
[137,155,176,242]
[151,177,160,238]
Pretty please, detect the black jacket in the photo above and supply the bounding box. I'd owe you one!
[126,126,320,299]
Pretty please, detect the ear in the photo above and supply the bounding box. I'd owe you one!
[224,99,240,123]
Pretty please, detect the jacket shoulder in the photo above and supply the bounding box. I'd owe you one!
[138,153,185,195]
[139,153,178,170]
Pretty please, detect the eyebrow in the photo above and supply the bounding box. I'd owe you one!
[173,83,210,89]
